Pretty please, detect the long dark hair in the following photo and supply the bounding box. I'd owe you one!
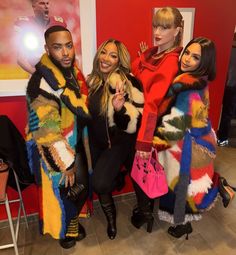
[180,37,216,81]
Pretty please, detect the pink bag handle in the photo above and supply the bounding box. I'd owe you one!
[136,148,159,172]
[150,147,158,161]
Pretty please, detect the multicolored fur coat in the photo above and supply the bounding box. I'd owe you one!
[154,73,219,224]
[26,54,90,239]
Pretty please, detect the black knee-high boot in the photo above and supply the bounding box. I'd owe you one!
[99,193,117,240]
[131,181,154,233]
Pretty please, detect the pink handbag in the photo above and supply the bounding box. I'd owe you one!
[131,149,168,199]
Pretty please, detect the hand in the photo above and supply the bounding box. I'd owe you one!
[112,80,125,111]
[136,150,151,159]
[138,41,148,56]
[59,167,75,188]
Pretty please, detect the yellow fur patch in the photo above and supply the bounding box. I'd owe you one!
[61,107,74,130]
[36,105,53,119]
[187,197,198,212]
[37,133,60,144]
[153,136,169,147]
[41,167,62,239]
[63,88,89,113]
[191,99,208,128]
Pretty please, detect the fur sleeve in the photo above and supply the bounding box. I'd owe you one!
[29,92,75,172]
[107,73,144,134]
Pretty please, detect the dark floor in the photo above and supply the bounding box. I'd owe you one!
[1,145,236,255]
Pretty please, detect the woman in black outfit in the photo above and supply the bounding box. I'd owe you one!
[87,38,144,239]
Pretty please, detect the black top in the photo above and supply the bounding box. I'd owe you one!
[88,86,109,148]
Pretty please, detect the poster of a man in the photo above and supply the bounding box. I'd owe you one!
[0,0,82,79]
[15,0,67,74]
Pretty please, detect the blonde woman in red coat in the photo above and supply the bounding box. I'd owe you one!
[131,6,183,233]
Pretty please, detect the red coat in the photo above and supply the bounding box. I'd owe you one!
[132,46,182,151]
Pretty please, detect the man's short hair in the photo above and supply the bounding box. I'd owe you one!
[44,25,71,42]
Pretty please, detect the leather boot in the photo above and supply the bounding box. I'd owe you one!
[131,204,154,233]
[101,202,117,239]
[131,180,154,232]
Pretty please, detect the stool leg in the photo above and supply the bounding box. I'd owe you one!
[5,195,19,255]
[13,171,28,229]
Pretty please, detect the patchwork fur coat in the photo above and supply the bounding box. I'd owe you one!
[154,73,219,225]
[26,53,90,239]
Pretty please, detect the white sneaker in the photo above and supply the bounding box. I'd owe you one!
[217,139,229,147]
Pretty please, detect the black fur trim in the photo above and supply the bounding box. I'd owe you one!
[114,109,131,130]
[65,81,81,98]
[130,101,144,108]
[60,94,91,127]
[27,73,61,115]
[109,86,116,94]
[127,74,143,92]
[42,145,61,172]
[36,63,61,91]
[27,72,42,101]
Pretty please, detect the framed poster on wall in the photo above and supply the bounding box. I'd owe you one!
[0,0,82,80]
[153,8,195,49]
[0,0,96,96]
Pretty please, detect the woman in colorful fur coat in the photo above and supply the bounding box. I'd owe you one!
[155,37,235,239]
[26,26,91,249]
[87,38,144,240]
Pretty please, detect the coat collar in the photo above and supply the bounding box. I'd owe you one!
[139,46,183,71]
[35,54,90,125]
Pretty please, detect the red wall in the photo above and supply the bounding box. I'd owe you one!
[96,0,236,130]
[0,96,27,136]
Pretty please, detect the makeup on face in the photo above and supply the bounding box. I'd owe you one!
[98,42,119,76]
[181,43,201,72]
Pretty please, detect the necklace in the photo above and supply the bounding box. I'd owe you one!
[64,71,79,90]
[152,46,177,60]
[64,71,74,80]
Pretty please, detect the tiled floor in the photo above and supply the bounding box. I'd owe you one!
[1,145,236,255]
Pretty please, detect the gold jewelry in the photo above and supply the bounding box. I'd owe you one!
[152,46,177,60]
[64,72,73,80]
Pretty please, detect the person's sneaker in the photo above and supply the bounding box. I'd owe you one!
[217,139,229,147]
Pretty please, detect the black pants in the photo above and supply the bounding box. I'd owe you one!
[132,180,153,211]
[74,147,89,214]
[90,133,136,195]
[59,144,89,234]
[217,87,236,140]
[60,143,89,216]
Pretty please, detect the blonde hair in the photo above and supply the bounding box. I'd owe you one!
[153,7,183,47]
[87,39,131,115]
